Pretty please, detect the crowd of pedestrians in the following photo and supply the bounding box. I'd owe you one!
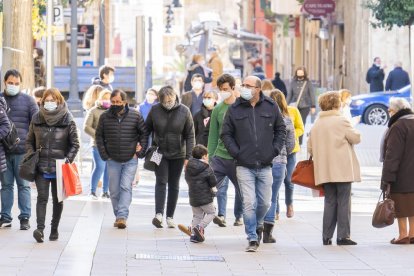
[0,61,413,252]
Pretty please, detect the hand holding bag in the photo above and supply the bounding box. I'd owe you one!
[291,156,324,194]
[372,185,395,228]
[62,162,82,196]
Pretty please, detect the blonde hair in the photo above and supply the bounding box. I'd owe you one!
[97,89,112,101]
[269,89,289,116]
[318,91,341,111]
[83,85,104,110]
[339,89,352,102]
[203,90,218,100]
[192,54,203,64]
[261,79,275,91]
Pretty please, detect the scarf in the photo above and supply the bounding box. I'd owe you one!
[40,102,69,126]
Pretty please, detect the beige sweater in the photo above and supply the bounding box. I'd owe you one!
[307,110,361,186]
[83,105,107,146]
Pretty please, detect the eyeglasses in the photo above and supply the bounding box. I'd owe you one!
[241,84,258,89]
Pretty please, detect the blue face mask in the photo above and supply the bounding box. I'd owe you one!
[44,101,58,111]
[203,98,214,108]
[6,84,20,96]
[240,87,253,101]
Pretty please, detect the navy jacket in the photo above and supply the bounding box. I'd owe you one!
[366,65,385,92]
[0,92,38,154]
[385,67,410,91]
[0,97,11,172]
[221,93,286,169]
[185,158,217,207]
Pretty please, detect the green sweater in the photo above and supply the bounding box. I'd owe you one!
[207,102,233,160]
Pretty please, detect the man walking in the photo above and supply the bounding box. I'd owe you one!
[92,65,115,91]
[385,62,410,91]
[221,76,286,252]
[366,57,386,92]
[207,74,243,227]
[0,69,39,230]
[181,73,205,116]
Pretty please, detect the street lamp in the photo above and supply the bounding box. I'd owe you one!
[165,5,173,33]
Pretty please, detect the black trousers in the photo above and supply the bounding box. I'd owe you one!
[35,174,63,230]
[154,158,185,218]
[298,107,311,145]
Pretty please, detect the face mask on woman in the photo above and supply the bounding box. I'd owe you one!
[44,101,57,111]
[203,98,214,108]
[101,100,111,109]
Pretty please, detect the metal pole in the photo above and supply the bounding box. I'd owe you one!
[135,16,145,104]
[144,17,153,90]
[98,0,105,65]
[46,0,53,87]
[67,0,82,117]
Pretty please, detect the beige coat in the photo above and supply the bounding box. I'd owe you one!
[83,105,107,146]
[307,110,361,186]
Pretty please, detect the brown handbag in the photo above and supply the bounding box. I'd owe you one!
[372,186,395,228]
[291,157,324,194]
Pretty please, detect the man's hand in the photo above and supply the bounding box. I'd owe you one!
[136,143,142,153]
[184,159,189,168]
[311,107,316,114]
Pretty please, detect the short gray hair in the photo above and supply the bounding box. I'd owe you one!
[158,85,177,103]
[389,97,411,112]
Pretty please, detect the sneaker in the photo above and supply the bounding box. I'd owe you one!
[193,225,205,242]
[33,229,44,243]
[178,224,192,236]
[117,218,127,229]
[152,213,163,228]
[233,218,243,226]
[0,218,11,228]
[245,241,259,252]
[90,192,98,200]
[213,215,226,227]
[49,228,59,241]
[20,218,30,230]
[190,235,202,243]
[113,218,120,227]
[102,192,110,199]
[166,217,176,228]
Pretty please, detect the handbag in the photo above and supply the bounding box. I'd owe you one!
[144,146,162,171]
[289,81,307,108]
[291,156,324,194]
[18,149,40,182]
[62,162,82,196]
[372,185,395,228]
[2,121,20,151]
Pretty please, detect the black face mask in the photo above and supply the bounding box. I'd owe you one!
[110,104,124,115]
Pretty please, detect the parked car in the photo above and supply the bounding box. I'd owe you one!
[350,85,412,125]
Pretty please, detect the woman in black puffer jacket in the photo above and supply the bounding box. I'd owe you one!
[26,88,79,243]
[0,97,11,172]
[145,86,195,229]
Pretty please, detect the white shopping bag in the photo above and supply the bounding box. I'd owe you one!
[56,159,67,202]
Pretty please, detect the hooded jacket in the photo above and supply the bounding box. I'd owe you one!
[0,97,11,172]
[184,158,217,207]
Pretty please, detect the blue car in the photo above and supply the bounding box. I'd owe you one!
[350,85,412,125]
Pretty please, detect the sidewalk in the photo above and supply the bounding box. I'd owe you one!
[1,161,414,276]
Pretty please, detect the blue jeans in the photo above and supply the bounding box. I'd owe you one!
[0,154,31,221]
[91,146,109,193]
[264,162,287,224]
[276,153,296,213]
[236,166,272,242]
[107,158,138,219]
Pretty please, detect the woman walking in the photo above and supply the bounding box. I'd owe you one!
[26,88,80,242]
[193,91,216,146]
[308,91,361,246]
[145,86,195,228]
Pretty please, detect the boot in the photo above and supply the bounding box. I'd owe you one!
[263,222,276,243]
[49,228,59,241]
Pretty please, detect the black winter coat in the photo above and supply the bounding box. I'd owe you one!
[271,75,287,97]
[145,100,195,160]
[366,65,385,92]
[184,158,217,207]
[0,97,11,172]
[385,67,410,91]
[26,111,80,174]
[95,106,149,162]
[221,93,286,169]
[183,62,212,92]
[193,105,212,146]
[0,92,38,154]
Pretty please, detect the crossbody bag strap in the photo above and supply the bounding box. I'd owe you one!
[296,81,308,106]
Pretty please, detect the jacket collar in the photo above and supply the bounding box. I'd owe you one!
[388,108,414,127]
[318,110,341,117]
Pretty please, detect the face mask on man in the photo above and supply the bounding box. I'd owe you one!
[240,87,253,101]
[110,104,124,115]
[6,84,20,96]
[193,81,203,90]
[108,75,115,83]
[44,101,57,111]
[218,91,231,101]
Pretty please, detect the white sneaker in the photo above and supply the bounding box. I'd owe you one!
[90,192,98,200]
[166,217,175,228]
[152,213,163,228]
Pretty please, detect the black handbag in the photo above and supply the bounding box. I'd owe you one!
[144,146,160,171]
[18,150,40,182]
[2,122,20,151]
[372,185,395,228]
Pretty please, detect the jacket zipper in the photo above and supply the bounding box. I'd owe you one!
[252,106,259,166]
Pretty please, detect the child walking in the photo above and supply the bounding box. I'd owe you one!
[179,145,218,243]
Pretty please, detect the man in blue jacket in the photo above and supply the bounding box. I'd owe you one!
[221,76,286,252]
[385,62,410,91]
[366,57,386,92]
[0,69,39,230]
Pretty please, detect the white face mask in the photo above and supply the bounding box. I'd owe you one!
[218,91,231,101]
[193,81,203,90]
[240,87,253,101]
[44,101,57,111]
[108,75,115,83]
[6,84,20,96]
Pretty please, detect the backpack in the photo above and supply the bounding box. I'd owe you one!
[2,121,20,151]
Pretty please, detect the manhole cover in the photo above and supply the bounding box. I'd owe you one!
[135,253,224,262]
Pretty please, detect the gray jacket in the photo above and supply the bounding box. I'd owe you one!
[273,115,295,164]
[286,79,316,109]
[84,105,107,146]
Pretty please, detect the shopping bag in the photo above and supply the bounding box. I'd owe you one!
[56,159,67,202]
[62,162,82,196]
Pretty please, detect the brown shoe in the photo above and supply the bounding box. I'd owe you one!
[113,219,120,227]
[117,218,127,229]
[178,224,192,236]
[286,205,294,218]
[410,237,414,244]
[390,237,410,244]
